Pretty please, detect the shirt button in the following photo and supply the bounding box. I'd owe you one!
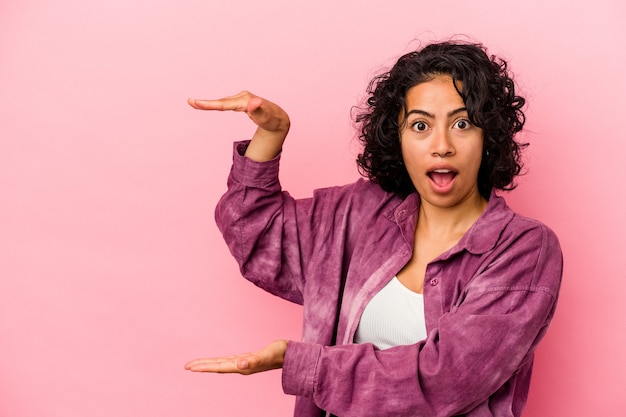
[430,278,439,286]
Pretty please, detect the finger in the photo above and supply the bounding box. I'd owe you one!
[187,97,249,112]
[184,353,255,372]
[186,356,262,374]
[184,358,232,372]
[188,91,258,112]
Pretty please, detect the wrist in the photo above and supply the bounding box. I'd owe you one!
[245,129,287,162]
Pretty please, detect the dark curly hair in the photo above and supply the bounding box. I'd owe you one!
[355,40,527,199]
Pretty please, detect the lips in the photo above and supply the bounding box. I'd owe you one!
[428,168,457,187]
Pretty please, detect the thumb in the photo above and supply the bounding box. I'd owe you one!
[246,97,264,114]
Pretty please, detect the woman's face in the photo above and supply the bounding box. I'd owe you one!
[399,75,485,210]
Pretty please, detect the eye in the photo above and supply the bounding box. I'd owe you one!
[411,121,428,132]
[454,119,472,130]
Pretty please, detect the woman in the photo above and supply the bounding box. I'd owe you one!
[185,41,563,417]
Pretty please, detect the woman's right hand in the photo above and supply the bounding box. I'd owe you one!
[188,91,290,162]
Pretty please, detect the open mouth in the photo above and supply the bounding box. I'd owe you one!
[428,169,457,187]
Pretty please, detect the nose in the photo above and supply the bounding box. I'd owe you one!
[431,128,455,158]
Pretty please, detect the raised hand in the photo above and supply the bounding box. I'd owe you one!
[184,339,288,375]
[188,91,290,162]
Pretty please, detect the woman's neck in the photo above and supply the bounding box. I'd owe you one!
[417,193,488,242]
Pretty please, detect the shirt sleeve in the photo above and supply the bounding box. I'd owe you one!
[282,223,563,417]
[214,141,325,305]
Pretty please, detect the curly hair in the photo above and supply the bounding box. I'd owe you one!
[355,40,527,199]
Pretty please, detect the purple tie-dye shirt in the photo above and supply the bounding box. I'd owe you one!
[215,141,563,417]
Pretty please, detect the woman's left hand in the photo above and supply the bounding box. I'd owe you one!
[184,340,288,375]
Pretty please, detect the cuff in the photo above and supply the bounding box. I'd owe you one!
[231,140,281,188]
[282,340,322,398]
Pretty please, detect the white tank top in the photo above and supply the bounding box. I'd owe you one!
[353,276,427,350]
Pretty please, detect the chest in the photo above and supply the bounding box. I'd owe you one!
[299,207,487,345]
[338,229,483,344]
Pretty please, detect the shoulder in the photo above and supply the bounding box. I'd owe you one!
[490,206,563,295]
[311,177,401,211]
[504,211,562,254]
[477,193,561,252]
[303,179,406,235]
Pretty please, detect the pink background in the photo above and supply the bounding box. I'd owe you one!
[1,1,625,416]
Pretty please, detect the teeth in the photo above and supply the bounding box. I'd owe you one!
[433,169,452,173]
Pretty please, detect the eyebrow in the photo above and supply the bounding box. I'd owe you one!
[405,107,468,118]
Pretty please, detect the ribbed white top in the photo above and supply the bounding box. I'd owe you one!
[353,276,427,350]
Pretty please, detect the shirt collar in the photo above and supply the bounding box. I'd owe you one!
[386,191,515,256]
[457,192,515,255]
